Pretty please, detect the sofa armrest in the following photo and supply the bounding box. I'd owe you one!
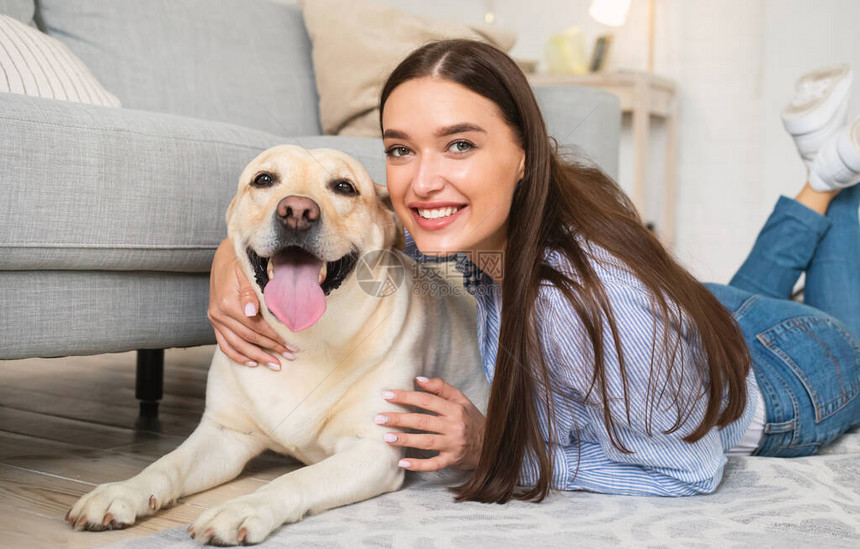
[0,93,299,272]
[532,85,621,180]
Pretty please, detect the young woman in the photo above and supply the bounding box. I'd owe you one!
[208,41,860,504]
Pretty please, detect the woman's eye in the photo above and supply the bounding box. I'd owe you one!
[385,146,409,158]
[449,140,473,154]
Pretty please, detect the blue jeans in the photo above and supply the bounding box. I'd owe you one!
[704,183,860,457]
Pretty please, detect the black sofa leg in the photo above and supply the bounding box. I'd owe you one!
[136,349,164,420]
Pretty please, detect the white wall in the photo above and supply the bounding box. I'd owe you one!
[760,0,860,218]
[658,0,860,283]
[650,0,767,283]
[296,0,860,283]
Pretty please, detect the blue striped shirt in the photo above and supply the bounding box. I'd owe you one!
[404,231,760,496]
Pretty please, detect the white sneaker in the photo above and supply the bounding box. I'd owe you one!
[808,118,860,191]
[782,64,853,164]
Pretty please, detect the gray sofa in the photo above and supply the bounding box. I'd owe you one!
[0,1,620,379]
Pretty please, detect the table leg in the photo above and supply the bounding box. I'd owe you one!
[632,80,650,218]
[662,97,679,251]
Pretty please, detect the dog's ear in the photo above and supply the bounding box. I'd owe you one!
[374,184,405,251]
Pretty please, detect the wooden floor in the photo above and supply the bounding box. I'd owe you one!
[0,345,300,549]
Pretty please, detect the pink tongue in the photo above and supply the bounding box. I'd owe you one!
[263,248,326,332]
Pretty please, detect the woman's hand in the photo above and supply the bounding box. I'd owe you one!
[375,376,486,471]
[207,239,297,370]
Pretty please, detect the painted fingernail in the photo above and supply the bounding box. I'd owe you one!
[244,303,257,317]
[382,390,395,400]
[374,414,389,425]
[267,362,281,371]
[245,361,258,367]
[282,352,295,360]
[398,460,411,468]
[384,433,398,442]
[284,342,299,352]
[416,376,429,382]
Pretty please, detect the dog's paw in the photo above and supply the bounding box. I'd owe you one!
[189,494,293,546]
[65,481,161,531]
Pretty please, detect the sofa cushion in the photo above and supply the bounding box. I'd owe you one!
[0,93,386,273]
[0,15,121,107]
[533,85,620,180]
[0,0,33,24]
[300,0,517,137]
[37,0,321,136]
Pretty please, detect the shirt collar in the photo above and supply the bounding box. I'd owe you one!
[403,229,517,297]
[453,252,495,296]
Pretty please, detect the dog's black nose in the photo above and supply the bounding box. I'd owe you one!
[276,196,320,231]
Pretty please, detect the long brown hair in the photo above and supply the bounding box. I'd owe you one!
[379,39,750,504]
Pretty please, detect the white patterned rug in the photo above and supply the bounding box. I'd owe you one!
[105,427,860,548]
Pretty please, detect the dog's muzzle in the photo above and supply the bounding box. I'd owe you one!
[241,195,360,331]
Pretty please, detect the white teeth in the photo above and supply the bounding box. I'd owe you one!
[318,263,327,284]
[417,206,462,219]
[267,258,274,280]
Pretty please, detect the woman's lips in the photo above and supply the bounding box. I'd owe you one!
[410,205,467,231]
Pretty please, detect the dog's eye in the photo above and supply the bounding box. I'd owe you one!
[252,173,275,188]
[331,179,358,196]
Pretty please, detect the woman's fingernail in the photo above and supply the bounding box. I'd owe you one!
[245,361,257,367]
[244,303,257,317]
[374,414,389,425]
[282,352,295,360]
[267,362,281,371]
[415,376,429,382]
[382,390,395,400]
[398,460,410,468]
[384,433,398,442]
[284,343,299,352]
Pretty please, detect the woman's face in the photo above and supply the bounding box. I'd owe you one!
[382,76,525,258]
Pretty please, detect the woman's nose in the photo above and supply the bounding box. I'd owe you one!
[411,155,445,196]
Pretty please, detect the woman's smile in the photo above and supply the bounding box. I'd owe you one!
[410,201,468,230]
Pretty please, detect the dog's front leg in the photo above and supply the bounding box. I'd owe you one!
[189,437,404,545]
[67,415,267,531]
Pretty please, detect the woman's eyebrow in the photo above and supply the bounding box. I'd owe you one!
[382,123,486,140]
[435,123,486,137]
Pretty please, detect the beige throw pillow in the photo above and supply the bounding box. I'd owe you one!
[299,0,516,137]
[0,14,121,107]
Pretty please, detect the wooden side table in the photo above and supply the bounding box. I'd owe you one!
[527,70,679,250]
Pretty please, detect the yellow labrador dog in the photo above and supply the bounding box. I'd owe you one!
[66,145,487,545]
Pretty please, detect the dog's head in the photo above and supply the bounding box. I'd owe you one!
[226,145,404,332]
